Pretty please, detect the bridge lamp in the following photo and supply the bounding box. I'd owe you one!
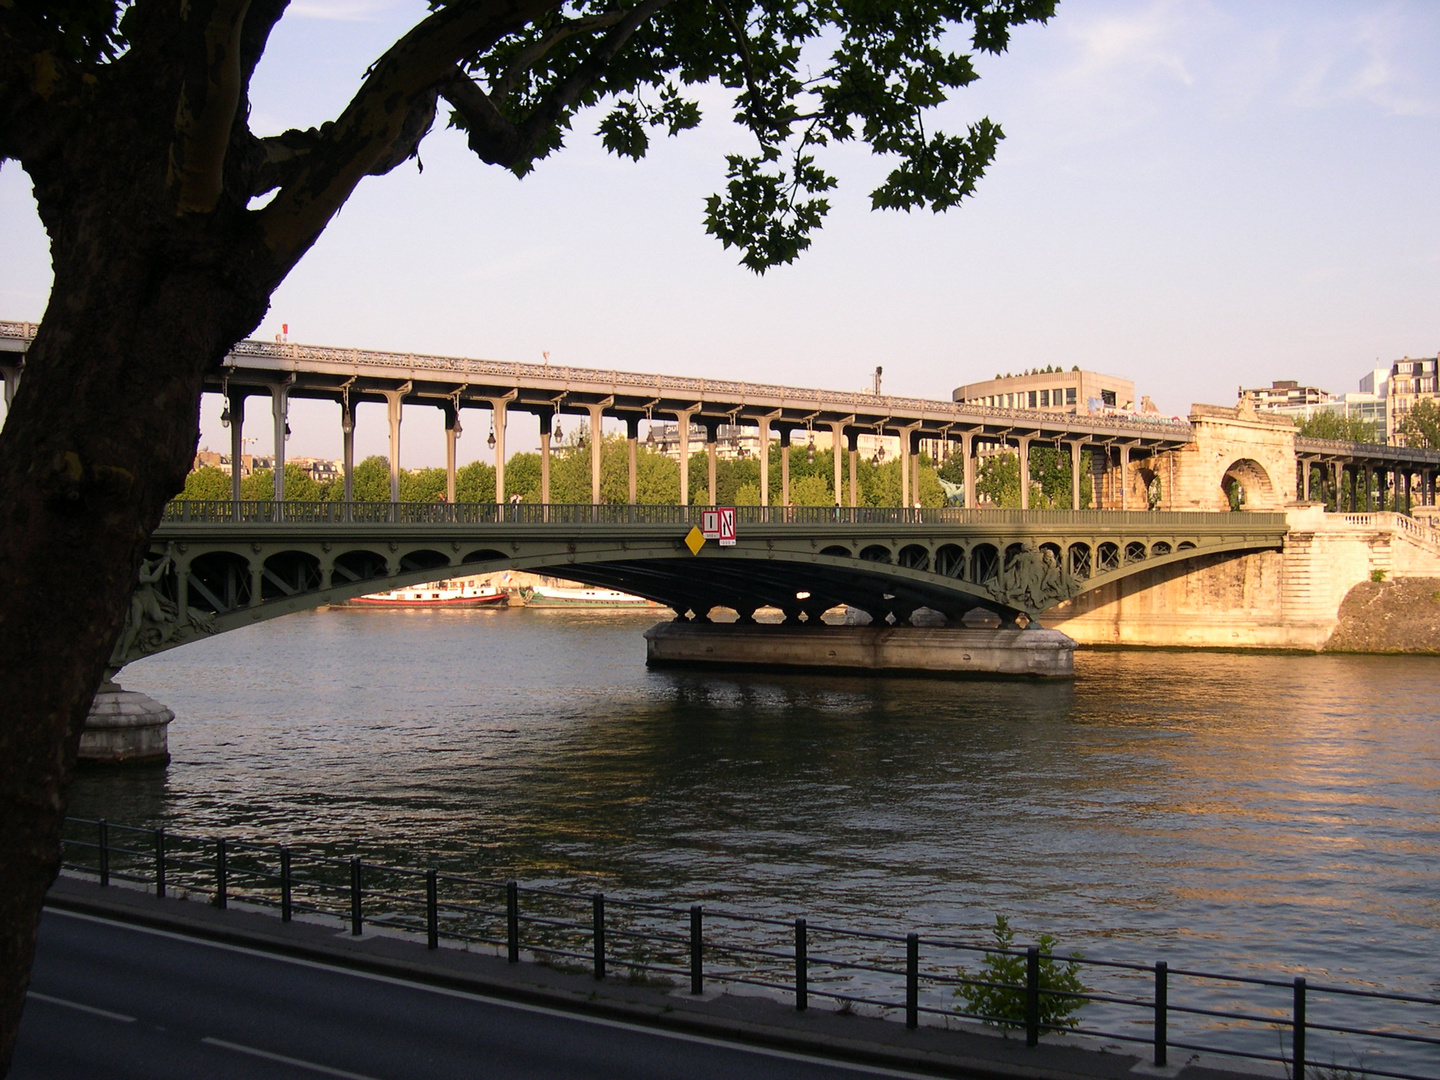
[553,417,563,441]
[219,404,231,427]
[807,442,816,465]
[487,424,496,450]
[284,422,291,440]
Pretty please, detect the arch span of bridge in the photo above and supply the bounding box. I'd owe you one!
[111,501,1289,669]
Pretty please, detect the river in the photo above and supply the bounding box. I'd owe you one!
[67,607,1440,1065]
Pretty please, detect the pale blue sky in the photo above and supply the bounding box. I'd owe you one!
[2,0,1437,467]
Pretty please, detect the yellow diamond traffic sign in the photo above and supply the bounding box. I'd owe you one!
[684,526,706,555]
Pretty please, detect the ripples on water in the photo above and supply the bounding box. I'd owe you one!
[71,608,1440,1001]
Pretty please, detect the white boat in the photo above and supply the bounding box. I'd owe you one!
[518,584,660,609]
[352,579,507,608]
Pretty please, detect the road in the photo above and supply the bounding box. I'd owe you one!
[13,909,931,1079]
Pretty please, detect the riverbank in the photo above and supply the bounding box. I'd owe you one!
[1324,577,1440,653]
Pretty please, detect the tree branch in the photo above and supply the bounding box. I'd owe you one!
[491,9,630,100]
[170,0,253,215]
[255,0,561,266]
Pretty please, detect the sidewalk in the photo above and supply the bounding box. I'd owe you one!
[43,875,1268,1080]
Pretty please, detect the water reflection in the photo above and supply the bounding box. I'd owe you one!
[70,609,1440,994]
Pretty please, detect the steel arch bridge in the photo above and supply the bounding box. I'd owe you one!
[112,501,1290,668]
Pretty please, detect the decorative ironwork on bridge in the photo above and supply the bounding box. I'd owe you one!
[110,501,1289,667]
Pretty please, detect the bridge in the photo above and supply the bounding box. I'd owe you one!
[5,320,1439,516]
[115,500,1289,668]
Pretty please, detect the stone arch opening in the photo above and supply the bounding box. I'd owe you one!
[1137,466,1161,510]
[1066,543,1092,579]
[1220,458,1277,511]
[859,544,893,564]
[1124,541,1148,564]
[820,545,852,559]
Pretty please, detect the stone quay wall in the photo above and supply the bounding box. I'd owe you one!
[1046,504,1440,652]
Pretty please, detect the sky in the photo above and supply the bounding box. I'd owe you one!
[2,0,1438,468]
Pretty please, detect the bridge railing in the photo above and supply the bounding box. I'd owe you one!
[160,500,1290,529]
[60,816,1439,1080]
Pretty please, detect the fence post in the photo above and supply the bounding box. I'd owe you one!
[906,933,919,1030]
[1025,946,1040,1047]
[1293,977,1306,1080]
[97,819,109,887]
[506,880,519,963]
[592,894,606,980]
[795,918,808,1012]
[215,837,228,909]
[350,857,362,936]
[280,846,292,922]
[1153,962,1167,1067]
[690,905,703,995]
[155,828,166,899]
[426,870,438,950]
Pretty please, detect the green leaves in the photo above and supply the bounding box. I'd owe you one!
[704,152,835,272]
[956,914,1088,1032]
[444,0,1052,272]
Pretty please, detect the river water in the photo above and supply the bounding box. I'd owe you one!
[68,608,1440,1066]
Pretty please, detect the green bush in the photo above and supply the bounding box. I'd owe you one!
[955,915,1088,1032]
[1371,568,1387,583]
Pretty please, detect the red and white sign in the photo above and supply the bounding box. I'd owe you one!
[718,506,736,546]
[700,510,721,539]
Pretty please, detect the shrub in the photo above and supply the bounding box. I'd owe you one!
[955,915,1088,1032]
[1370,568,1387,583]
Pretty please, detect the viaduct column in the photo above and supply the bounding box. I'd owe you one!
[1068,440,1083,509]
[675,407,697,508]
[910,430,922,509]
[487,393,513,506]
[898,427,911,509]
[339,391,355,513]
[443,401,460,505]
[703,418,720,505]
[382,384,409,504]
[757,414,774,508]
[962,432,976,510]
[847,429,860,508]
[830,422,845,507]
[624,415,641,505]
[226,388,246,516]
[1017,435,1032,511]
[1119,443,1133,511]
[538,408,553,508]
[587,402,609,504]
[270,377,293,505]
[779,427,792,508]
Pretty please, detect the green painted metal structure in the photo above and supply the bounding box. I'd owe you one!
[114,501,1290,668]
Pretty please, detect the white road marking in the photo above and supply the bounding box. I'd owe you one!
[48,907,945,1079]
[203,1037,386,1080]
[26,990,136,1023]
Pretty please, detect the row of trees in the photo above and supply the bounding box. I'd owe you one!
[182,436,958,506]
[1295,401,1440,449]
[185,437,1111,509]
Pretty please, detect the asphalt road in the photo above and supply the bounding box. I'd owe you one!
[13,909,931,1080]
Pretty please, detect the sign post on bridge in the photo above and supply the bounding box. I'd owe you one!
[701,508,736,547]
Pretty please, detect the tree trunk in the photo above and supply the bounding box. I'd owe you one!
[0,249,269,1069]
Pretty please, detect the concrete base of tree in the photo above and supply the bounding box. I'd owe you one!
[644,622,1076,678]
[79,683,174,766]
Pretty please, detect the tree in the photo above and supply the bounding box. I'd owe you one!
[180,464,231,500]
[1296,411,1376,443]
[242,463,320,501]
[0,0,1054,1064]
[350,456,394,502]
[1398,399,1440,450]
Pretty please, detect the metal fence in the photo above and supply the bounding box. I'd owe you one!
[59,818,1437,1080]
[159,500,1289,530]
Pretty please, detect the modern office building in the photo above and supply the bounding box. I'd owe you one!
[1239,380,1331,410]
[952,369,1136,415]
